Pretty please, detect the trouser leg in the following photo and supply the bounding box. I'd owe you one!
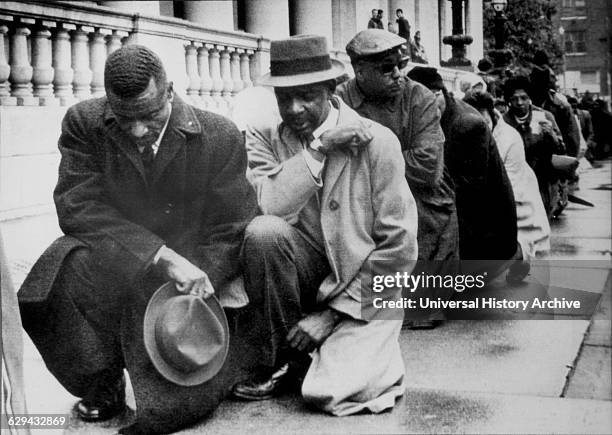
[19,248,125,398]
[241,215,331,367]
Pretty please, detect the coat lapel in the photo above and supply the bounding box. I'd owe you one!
[103,96,201,187]
[150,97,201,186]
[321,98,353,205]
[105,122,148,181]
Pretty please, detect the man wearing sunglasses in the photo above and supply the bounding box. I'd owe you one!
[337,29,460,329]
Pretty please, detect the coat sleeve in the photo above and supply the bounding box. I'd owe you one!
[245,123,320,224]
[329,127,418,321]
[403,85,446,188]
[195,117,259,289]
[54,104,165,283]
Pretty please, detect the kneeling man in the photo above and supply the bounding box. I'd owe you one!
[232,35,418,416]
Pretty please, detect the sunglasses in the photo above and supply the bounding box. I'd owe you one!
[378,57,410,75]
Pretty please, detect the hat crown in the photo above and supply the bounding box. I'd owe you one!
[154,296,225,373]
[271,34,329,61]
[346,29,406,59]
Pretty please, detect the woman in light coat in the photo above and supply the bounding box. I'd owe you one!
[465,92,550,282]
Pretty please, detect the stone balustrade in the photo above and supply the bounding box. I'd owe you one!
[0,1,269,113]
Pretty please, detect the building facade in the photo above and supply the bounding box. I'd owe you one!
[554,0,611,98]
[0,0,482,220]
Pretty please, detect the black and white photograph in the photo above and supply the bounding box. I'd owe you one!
[1,0,611,434]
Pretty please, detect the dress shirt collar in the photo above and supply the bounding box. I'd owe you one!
[312,101,339,139]
[138,102,172,155]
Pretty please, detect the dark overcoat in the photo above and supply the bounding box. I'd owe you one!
[441,96,518,263]
[20,95,257,301]
[18,95,258,433]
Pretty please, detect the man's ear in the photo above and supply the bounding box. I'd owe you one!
[166,82,174,101]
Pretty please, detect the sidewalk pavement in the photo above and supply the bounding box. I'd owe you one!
[2,160,611,434]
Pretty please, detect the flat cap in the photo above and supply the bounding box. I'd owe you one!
[346,29,406,59]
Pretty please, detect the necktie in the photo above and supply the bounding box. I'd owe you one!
[141,144,155,181]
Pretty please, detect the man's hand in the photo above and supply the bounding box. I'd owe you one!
[319,122,373,155]
[155,246,214,298]
[286,309,342,353]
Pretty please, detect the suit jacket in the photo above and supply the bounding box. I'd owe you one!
[245,97,418,321]
[19,95,258,303]
[441,96,517,261]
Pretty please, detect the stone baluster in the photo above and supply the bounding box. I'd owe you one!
[32,24,56,106]
[71,25,92,100]
[106,30,123,55]
[89,27,106,97]
[184,42,201,107]
[240,51,253,90]
[52,25,75,106]
[197,44,213,109]
[9,23,38,106]
[0,25,15,105]
[219,47,232,109]
[230,49,243,97]
[208,46,224,111]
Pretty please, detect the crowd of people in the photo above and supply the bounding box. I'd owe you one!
[368,8,428,64]
[7,27,611,435]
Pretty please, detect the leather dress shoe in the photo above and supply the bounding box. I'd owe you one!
[77,372,126,422]
[232,363,291,400]
[506,260,531,285]
[403,319,444,330]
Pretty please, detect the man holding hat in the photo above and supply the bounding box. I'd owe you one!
[337,29,459,328]
[18,45,258,434]
[234,34,417,416]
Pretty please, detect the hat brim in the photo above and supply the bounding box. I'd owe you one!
[143,282,230,387]
[259,59,345,88]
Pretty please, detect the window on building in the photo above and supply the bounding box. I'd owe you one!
[562,0,586,8]
[565,31,587,53]
[580,71,599,86]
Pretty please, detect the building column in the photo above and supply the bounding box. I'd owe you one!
[184,1,235,32]
[292,0,333,44]
[99,1,160,15]
[245,0,289,40]
[465,0,483,65]
[331,0,356,51]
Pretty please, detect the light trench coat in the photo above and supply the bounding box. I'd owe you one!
[493,116,551,257]
[244,96,418,415]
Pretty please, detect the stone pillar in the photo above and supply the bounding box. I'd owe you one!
[9,25,37,106]
[465,0,483,65]
[440,0,473,69]
[32,26,57,106]
[220,47,233,108]
[71,26,93,100]
[185,42,201,107]
[331,0,357,51]
[99,1,160,15]
[0,25,15,105]
[106,30,123,55]
[293,0,333,44]
[240,51,253,89]
[89,28,106,97]
[209,46,224,111]
[230,50,243,96]
[198,45,213,109]
[184,1,234,31]
[52,25,75,106]
[245,0,289,40]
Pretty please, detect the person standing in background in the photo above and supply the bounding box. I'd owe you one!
[396,9,411,42]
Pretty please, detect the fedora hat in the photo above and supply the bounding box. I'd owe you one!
[260,34,345,87]
[144,282,229,386]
